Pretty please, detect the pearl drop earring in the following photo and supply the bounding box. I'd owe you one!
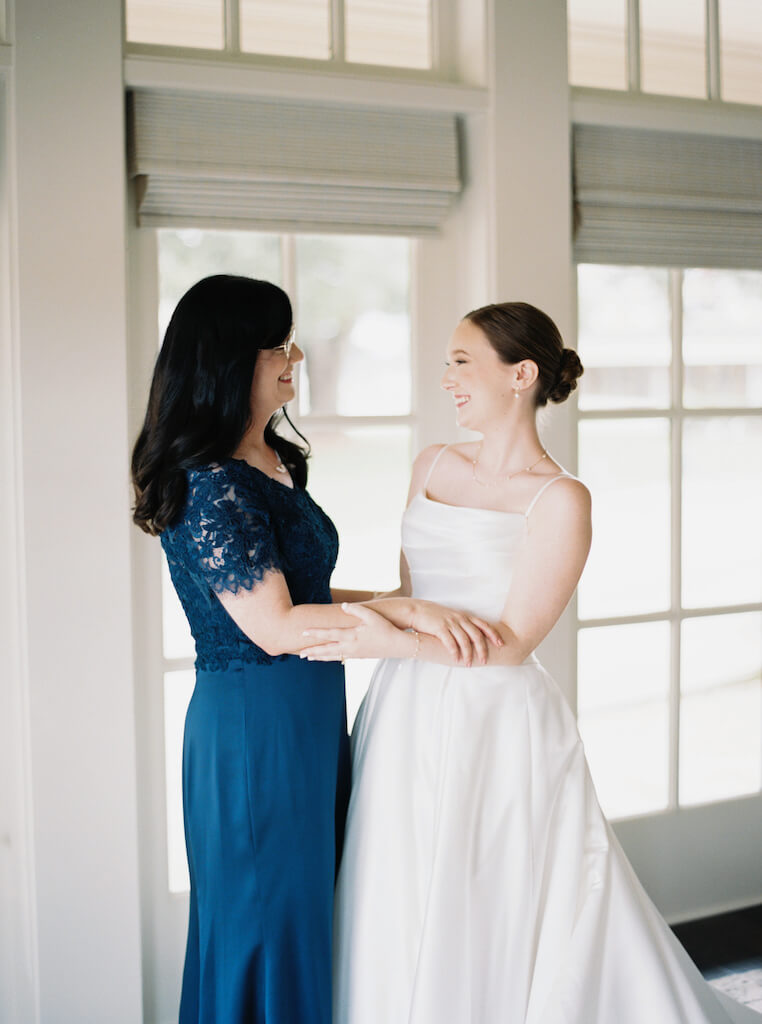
[513,388,520,399]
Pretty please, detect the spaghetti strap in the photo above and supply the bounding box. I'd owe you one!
[422,444,450,493]
[524,472,573,519]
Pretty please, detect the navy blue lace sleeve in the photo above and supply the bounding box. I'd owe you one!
[161,459,339,670]
[185,463,282,595]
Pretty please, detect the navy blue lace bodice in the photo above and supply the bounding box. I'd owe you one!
[161,459,339,670]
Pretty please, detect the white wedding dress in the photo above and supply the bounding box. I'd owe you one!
[333,449,760,1024]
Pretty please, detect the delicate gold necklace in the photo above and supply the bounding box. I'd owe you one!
[472,444,548,488]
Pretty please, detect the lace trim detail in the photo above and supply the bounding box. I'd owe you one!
[161,460,338,671]
[187,464,282,595]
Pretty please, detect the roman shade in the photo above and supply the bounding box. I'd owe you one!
[573,123,762,268]
[127,89,461,236]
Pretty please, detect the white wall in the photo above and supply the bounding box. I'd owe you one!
[6,0,144,1020]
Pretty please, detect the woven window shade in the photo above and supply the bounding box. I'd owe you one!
[127,90,461,236]
[573,123,762,268]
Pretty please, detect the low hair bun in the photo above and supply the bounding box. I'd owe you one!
[464,301,583,408]
[547,348,584,404]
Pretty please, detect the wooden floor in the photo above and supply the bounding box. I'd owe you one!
[672,904,762,1012]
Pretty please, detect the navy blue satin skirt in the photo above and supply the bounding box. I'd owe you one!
[179,657,350,1024]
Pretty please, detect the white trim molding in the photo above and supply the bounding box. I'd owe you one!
[572,86,762,141]
[124,50,488,113]
[0,62,40,1024]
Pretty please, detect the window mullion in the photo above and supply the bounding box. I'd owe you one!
[569,280,581,715]
[163,656,195,673]
[578,407,672,420]
[331,0,345,62]
[281,235,296,306]
[706,0,721,100]
[669,268,684,810]
[224,0,240,53]
[428,0,441,75]
[626,0,641,92]
[281,234,300,422]
[580,405,761,421]
[302,414,416,429]
[409,239,420,457]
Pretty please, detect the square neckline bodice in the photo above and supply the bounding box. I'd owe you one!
[419,444,574,521]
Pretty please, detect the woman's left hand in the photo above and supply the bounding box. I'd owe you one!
[407,601,502,666]
[300,603,411,662]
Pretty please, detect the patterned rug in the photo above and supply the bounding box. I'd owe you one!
[706,961,762,1012]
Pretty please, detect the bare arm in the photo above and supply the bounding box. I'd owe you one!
[327,445,501,662]
[331,588,376,604]
[495,478,591,661]
[217,571,373,657]
[331,586,405,604]
[222,560,494,663]
[220,575,455,660]
[301,477,591,667]
[414,478,592,665]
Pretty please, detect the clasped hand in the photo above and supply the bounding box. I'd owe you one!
[300,601,503,666]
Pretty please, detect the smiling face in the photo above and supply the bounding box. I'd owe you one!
[249,328,304,425]
[441,318,528,430]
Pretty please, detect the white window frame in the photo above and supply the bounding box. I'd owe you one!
[572,0,724,99]
[0,50,40,1024]
[125,0,445,76]
[575,265,762,818]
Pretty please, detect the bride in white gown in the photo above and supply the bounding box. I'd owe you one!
[300,301,761,1024]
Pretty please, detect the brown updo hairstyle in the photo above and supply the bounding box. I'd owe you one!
[464,301,583,407]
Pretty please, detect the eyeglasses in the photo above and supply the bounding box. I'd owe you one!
[271,324,295,360]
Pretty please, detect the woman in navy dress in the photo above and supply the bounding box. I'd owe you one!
[131,276,499,1024]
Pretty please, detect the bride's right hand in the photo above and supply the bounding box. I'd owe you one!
[408,600,503,666]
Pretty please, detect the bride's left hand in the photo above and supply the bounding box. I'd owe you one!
[300,603,411,662]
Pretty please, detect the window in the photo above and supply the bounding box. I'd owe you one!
[721,0,762,104]
[126,0,433,70]
[575,265,762,821]
[569,0,762,104]
[640,0,705,99]
[127,0,225,49]
[157,228,414,890]
[567,0,628,91]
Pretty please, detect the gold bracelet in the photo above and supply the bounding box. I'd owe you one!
[411,629,421,660]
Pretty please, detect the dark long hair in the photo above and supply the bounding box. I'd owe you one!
[131,275,309,535]
[465,301,583,407]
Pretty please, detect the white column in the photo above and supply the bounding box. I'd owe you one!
[487,0,573,314]
[11,0,143,1019]
[485,0,578,699]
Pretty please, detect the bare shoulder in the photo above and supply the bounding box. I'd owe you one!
[409,443,447,491]
[412,443,447,470]
[530,475,592,524]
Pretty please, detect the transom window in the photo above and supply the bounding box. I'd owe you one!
[126,0,433,70]
[568,0,762,104]
[575,264,762,820]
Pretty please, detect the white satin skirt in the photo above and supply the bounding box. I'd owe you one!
[333,657,760,1023]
